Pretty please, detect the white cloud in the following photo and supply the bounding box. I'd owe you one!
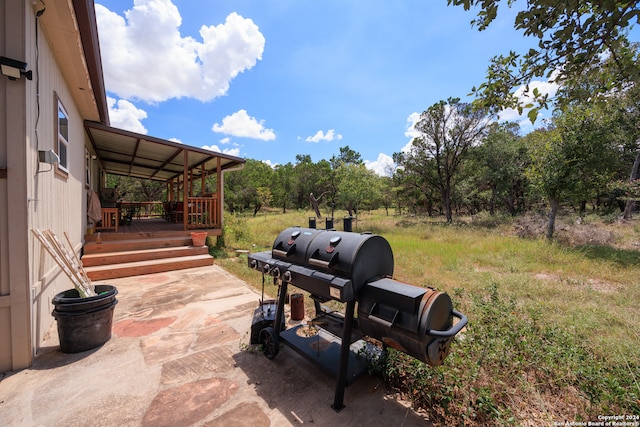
[365,153,395,177]
[169,137,182,143]
[107,97,148,133]
[262,159,278,168]
[305,129,343,143]
[401,112,421,153]
[96,1,265,103]
[212,110,275,140]
[498,76,559,124]
[219,137,231,144]
[404,112,421,139]
[201,145,241,157]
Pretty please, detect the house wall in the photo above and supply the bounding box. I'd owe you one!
[0,0,97,373]
[28,13,90,355]
[0,0,32,374]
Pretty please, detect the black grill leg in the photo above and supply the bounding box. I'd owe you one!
[332,300,355,411]
[273,280,288,338]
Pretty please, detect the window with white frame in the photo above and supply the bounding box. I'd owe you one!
[57,99,69,173]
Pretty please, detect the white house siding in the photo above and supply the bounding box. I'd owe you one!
[0,0,98,373]
[0,0,32,374]
[28,25,90,357]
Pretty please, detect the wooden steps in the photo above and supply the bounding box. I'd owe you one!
[83,254,214,281]
[82,232,214,281]
[84,236,193,254]
[82,245,210,267]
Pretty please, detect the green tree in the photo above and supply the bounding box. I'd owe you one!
[553,43,640,217]
[292,155,332,211]
[105,175,164,202]
[448,0,640,122]
[272,162,294,213]
[335,163,380,217]
[222,169,243,213]
[557,107,620,215]
[327,146,365,217]
[223,159,274,214]
[255,187,273,216]
[392,151,440,215]
[330,145,363,168]
[525,128,564,239]
[526,103,620,238]
[378,176,395,216]
[396,98,490,222]
[472,122,529,216]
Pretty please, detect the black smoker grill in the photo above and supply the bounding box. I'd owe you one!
[248,227,467,410]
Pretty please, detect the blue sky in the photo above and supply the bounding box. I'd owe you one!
[94,0,636,175]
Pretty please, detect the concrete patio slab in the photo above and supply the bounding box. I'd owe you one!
[0,265,433,426]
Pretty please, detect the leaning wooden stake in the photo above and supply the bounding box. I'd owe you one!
[64,232,92,286]
[31,229,96,298]
[45,230,94,296]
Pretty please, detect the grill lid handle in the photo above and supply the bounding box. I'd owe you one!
[272,243,296,258]
[308,248,339,269]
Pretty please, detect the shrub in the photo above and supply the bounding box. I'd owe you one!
[375,284,639,425]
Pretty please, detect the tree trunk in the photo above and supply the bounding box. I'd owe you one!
[489,186,497,216]
[623,147,640,220]
[309,192,324,219]
[505,195,516,216]
[346,203,354,217]
[546,197,559,240]
[443,187,453,223]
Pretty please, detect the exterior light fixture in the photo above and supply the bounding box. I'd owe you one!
[0,56,33,81]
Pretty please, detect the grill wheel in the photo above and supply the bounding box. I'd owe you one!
[259,327,279,360]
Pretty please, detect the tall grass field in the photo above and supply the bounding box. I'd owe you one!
[214,210,640,426]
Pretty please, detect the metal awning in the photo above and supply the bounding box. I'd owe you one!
[85,121,245,182]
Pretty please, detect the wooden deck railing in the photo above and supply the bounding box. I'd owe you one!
[119,201,165,219]
[187,197,218,229]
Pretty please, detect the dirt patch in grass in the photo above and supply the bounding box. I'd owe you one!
[512,213,635,249]
[533,273,620,293]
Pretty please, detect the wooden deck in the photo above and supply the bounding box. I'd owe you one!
[83,218,220,280]
[87,218,222,239]
[107,218,185,234]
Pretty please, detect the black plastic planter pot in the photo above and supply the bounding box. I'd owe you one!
[52,285,118,353]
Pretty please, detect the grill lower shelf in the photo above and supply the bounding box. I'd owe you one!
[309,311,364,344]
[279,326,369,386]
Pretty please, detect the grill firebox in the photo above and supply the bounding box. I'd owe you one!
[248,227,467,410]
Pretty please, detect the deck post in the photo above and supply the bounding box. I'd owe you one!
[216,157,222,228]
[189,169,194,197]
[183,150,188,231]
[201,164,205,195]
